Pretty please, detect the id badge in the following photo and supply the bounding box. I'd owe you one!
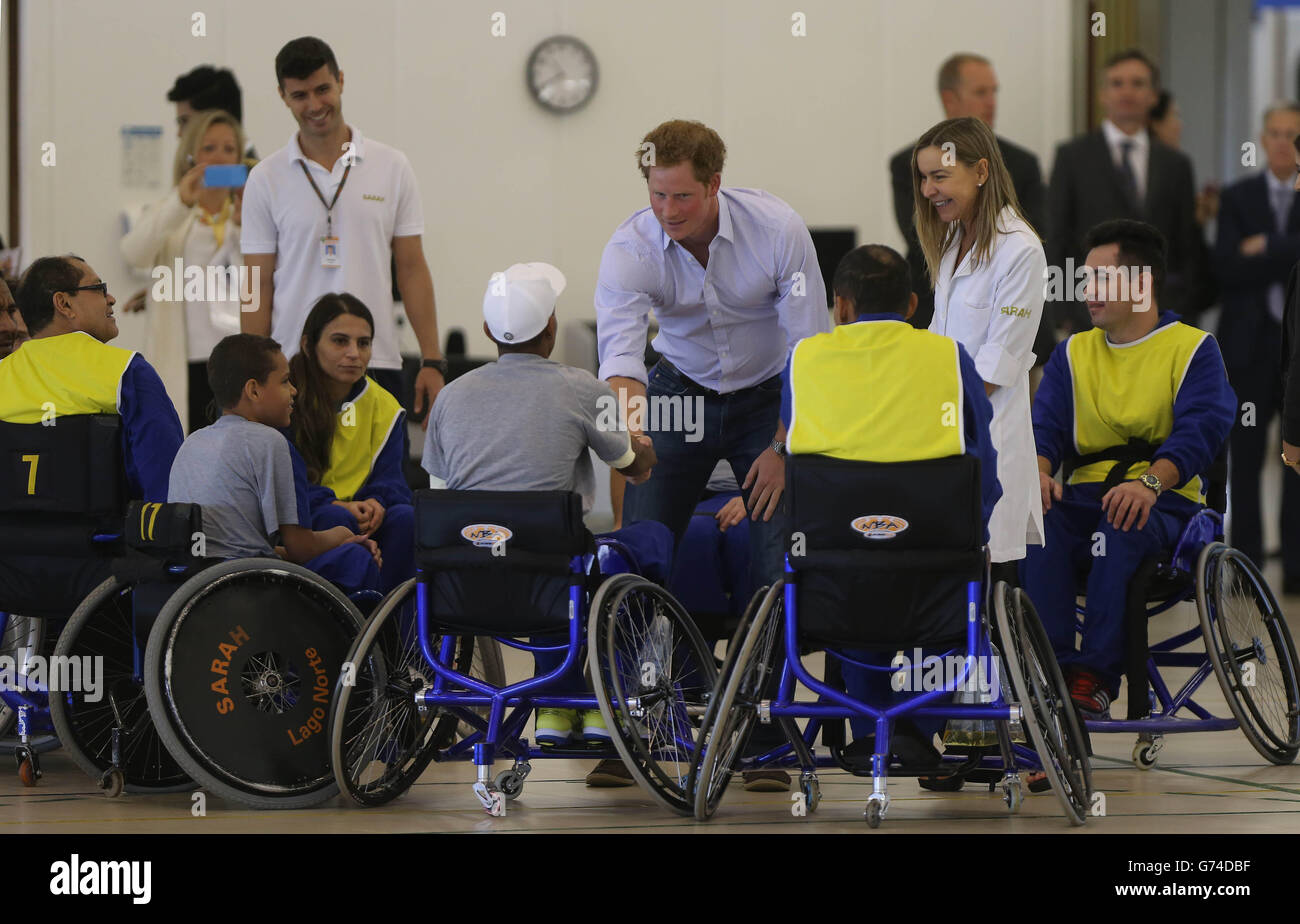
[320,235,342,268]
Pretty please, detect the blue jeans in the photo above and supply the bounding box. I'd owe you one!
[1019,482,1194,689]
[623,360,787,595]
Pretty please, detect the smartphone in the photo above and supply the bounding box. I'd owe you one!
[202,164,248,188]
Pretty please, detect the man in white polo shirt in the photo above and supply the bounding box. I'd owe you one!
[240,36,446,417]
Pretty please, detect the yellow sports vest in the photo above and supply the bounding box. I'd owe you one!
[1066,321,1210,504]
[0,332,134,423]
[320,377,404,501]
[788,320,966,462]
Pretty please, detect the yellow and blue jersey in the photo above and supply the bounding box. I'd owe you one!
[303,377,411,510]
[0,331,183,500]
[780,313,1002,534]
[1033,313,1236,509]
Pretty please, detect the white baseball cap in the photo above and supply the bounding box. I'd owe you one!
[482,262,567,344]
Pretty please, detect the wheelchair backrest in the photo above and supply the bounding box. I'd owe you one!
[415,489,594,635]
[785,453,984,650]
[0,414,126,555]
[111,501,216,584]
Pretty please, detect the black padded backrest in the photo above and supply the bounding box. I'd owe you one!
[414,489,592,636]
[415,489,591,569]
[785,453,984,650]
[0,415,126,556]
[786,453,982,567]
[0,415,124,515]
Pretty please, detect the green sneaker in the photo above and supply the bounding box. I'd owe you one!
[581,709,612,744]
[535,708,579,747]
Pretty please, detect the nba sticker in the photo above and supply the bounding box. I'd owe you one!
[461,524,513,548]
[850,515,909,539]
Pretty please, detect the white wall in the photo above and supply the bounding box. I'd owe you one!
[19,0,1072,358]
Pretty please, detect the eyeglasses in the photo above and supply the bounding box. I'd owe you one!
[64,283,109,297]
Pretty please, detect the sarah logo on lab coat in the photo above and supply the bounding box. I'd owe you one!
[850,515,909,539]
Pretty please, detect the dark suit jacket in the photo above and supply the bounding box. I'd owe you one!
[890,135,1044,333]
[1281,263,1300,444]
[1047,130,1201,329]
[1214,173,1300,373]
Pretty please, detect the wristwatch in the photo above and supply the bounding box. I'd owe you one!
[422,358,449,377]
[1138,472,1162,496]
[769,439,787,457]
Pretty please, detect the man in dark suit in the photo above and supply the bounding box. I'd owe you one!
[889,53,1045,334]
[1048,49,1199,332]
[1240,106,1300,589]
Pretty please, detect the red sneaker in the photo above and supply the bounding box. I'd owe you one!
[1067,668,1112,718]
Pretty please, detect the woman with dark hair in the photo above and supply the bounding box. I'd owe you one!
[289,292,414,592]
[913,116,1045,574]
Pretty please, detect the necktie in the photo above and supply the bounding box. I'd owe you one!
[1118,140,1140,211]
[1269,184,1291,323]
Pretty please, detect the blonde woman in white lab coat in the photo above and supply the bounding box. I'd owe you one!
[912,116,1045,568]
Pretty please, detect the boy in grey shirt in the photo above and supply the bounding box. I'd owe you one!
[169,334,382,592]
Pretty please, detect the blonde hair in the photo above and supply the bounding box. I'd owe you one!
[172,109,248,185]
[910,117,1037,284]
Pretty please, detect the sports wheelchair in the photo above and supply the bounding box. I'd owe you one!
[328,488,717,816]
[690,453,1094,827]
[0,414,391,807]
[1070,465,1300,767]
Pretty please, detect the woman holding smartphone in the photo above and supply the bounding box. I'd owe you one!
[121,109,252,431]
[912,116,1046,574]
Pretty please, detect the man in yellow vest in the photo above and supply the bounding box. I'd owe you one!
[1023,220,1236,716]
[0,255,184,606]
[783,243,1001,764]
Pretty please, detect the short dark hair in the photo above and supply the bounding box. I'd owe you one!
[833,245,911,316]
[1104,48,1160,90]
[1149,89,1173,123]
[275,37,340,89]
[208,334,282,410]
[167,66,243,123]
[1084,219,1167,304]
[15,254,84,334]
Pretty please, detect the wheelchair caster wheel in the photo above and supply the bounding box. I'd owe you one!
[864,800,884,828]
[494,769,526,802]
[1002,778,1023,813]
[16,753,39,787]
[473,781,508,817]
[799,774,821,814]
[1132,736,1162,770]
[99,768,124,799]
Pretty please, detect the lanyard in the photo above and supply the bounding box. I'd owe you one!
[298,160,351,237]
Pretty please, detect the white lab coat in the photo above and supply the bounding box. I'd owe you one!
[929,206,1045,562]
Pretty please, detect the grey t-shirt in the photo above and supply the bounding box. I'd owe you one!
[422,353,635,513]
[168,413,299,559]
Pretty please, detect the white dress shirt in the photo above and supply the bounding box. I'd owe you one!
[595,187,830,391]
[1101,119,1150,205]
[930,205,1046,562]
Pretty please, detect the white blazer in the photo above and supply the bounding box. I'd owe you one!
[929,205,1045,562]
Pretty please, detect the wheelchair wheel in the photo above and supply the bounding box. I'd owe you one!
[144,559,364,809]
[1196,544,1300,764]
[329,577,506,807]
[589,575,717,816]
[0,613,60,755]
[993,582,1091,826]
[692,582,783,821]
[47,578,191,792]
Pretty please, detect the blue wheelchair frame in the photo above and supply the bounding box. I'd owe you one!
[1077,508,1267,757]
[396,537,705,813]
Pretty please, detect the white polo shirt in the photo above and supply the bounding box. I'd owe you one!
[240,125,424,370]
